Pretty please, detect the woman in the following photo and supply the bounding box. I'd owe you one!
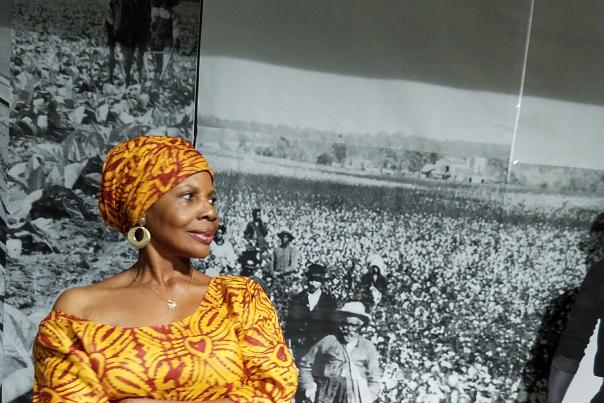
[298,301,381,403]
[32,136,297,402]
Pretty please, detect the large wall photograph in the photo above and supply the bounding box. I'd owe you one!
[3,0,604,401]
[0,0,9,103]
[3,0,203,400]
[196,1,604,402]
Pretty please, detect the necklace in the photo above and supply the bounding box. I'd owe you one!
[130,268,194,310]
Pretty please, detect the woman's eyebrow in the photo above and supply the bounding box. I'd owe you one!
[174,182,217,195]
[175,184,198,191]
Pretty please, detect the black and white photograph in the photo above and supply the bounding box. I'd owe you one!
[0,0,9,103]
[4,0,202,400]
[195,1,604,402]
[1,0,12,400]
[3,0,604,402]
[0,84,7,403]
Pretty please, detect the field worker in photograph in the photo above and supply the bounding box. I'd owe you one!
[32,135,297,402]
[285,263,338,361]
[271,229,298,277]
[208,224,237,274]
[360,254,388,309]
[105,0,152,86]
[243,208,269,253]
[298,301,382,403]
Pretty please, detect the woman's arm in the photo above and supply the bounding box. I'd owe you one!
[226,279,298,403]
[33,312,111,402]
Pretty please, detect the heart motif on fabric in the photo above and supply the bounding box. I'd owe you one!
[184,335,213,358]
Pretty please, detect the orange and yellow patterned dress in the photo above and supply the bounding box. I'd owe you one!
[33,276,298,402]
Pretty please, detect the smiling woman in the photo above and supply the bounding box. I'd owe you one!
[31,135,298,403]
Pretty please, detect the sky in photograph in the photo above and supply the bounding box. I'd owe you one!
[199,57,604,170]
[198,0,604,170]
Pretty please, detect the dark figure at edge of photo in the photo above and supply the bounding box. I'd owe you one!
[106,0,152,86]
[298,301,382,403]
[285,263,338,362]
[548,213,604,403]
[31,135,297,402]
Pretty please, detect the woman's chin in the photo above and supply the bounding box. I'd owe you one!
[188,249,211,260]
[170,245,211,260]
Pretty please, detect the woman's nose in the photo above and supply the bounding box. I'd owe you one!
[198,199,218,221]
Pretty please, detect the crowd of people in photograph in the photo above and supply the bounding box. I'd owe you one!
[193,174,591,403]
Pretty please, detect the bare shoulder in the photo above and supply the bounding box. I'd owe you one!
[52,287,90,317]
[52,270,132,317]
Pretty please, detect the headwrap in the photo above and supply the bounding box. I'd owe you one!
[366,253,386,273]
[99,136,213,234]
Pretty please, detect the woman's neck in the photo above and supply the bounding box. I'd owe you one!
[134,247,192,286]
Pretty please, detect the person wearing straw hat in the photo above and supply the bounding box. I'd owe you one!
[285,263,337,361]
[298,301,382,403]
[272,229,298,277]
[32,136,297,402]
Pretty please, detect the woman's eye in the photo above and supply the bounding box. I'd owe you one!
[208,196,218,205]
[181,193,195,200]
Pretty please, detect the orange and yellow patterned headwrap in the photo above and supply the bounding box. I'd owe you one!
[99,136,213,234]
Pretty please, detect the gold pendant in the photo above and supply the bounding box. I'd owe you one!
[167,299,177,310]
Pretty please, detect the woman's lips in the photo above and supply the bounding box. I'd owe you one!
[188,231,214,245]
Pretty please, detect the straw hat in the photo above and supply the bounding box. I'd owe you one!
[337,301,371,324]
[277,229,295,241]
[366,253,386,274]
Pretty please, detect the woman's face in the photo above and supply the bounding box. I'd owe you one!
[144,172,219,259]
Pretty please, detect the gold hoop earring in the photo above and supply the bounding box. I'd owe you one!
[127,217,151,249]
